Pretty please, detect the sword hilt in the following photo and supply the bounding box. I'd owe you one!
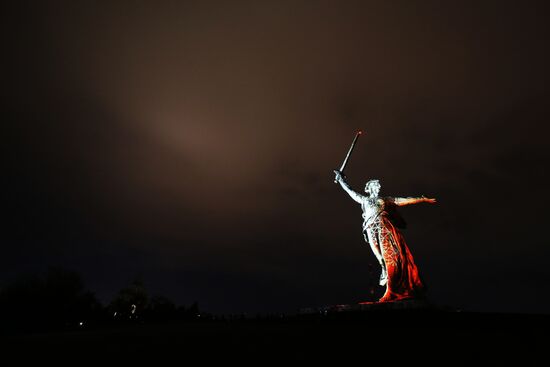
[333,170,347,184]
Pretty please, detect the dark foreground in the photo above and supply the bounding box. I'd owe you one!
[4,310,548,363]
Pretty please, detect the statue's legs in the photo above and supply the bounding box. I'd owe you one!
[363,228,387,286]
[377,222,424,303]
[378,226,401,302]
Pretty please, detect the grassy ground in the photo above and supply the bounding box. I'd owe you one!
[4,310,548,363]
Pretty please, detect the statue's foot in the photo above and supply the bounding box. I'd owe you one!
[378,294,400,303]
[378,294,416,303]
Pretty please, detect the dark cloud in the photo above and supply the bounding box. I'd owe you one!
[3,0,550,313]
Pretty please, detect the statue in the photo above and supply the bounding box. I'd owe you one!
[333,132,436,302]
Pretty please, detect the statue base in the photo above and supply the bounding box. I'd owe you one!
[299,298,432,315]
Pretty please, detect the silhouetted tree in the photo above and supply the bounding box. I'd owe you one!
[0,267,101,333]
[109,278,148,321]
[187,301,200,319]
[146,295,176,321]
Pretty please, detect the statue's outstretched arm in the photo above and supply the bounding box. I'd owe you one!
[333,170,365,204]
[393,196,437,206]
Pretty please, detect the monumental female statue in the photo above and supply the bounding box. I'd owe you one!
[331,130,437,303]
[334,170,436,302]
[332,131,437,302]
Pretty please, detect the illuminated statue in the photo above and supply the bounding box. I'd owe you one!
[334,170,436,302]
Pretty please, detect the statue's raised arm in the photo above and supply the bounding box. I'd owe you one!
[333,170,365,204]
[392,196,437,207]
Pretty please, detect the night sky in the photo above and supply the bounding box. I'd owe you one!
[4,1,550,314]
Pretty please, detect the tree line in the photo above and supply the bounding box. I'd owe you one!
[0,267,203,334]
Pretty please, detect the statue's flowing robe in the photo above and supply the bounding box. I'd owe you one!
[363,198,425,301]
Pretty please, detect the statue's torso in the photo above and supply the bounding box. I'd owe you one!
[361,197,385,226]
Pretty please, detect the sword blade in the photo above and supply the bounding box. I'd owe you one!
[338,130,362,172]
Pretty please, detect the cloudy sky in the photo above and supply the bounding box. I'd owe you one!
[4,0,550,314]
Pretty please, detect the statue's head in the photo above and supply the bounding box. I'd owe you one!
[364,179,381,197]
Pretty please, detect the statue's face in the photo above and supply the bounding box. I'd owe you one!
[364,180,381,197]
